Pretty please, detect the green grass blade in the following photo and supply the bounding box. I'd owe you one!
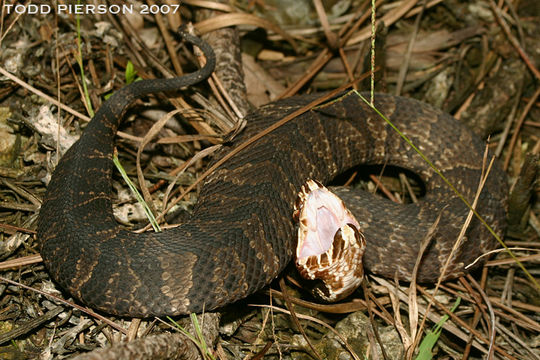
[167,315,216,360]
[75,0,93,117]
[112,153,160,232]
[415,298,461,360]
[352,90,539,291]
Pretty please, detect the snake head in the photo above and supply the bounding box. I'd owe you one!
[294,180,366,302]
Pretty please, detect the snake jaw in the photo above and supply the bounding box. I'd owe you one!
[294,180,367,302]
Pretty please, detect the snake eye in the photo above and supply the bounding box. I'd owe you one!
[294,180,366,302]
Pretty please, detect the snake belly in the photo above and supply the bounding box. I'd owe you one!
[37,89,507,317]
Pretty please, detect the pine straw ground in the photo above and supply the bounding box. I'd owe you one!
[0,0,538,359]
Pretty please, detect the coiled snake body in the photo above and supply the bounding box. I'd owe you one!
[38,34,506,317]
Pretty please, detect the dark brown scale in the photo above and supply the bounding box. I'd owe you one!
[38,35,507,317]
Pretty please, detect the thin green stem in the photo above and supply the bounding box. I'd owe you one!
[354,90,539,291]
[75,0,93,117]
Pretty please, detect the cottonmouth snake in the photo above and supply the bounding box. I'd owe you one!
[37,32,507,317]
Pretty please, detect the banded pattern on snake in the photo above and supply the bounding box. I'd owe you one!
[37,32,506,317]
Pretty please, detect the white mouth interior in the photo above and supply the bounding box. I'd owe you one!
[297,187,359,258]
